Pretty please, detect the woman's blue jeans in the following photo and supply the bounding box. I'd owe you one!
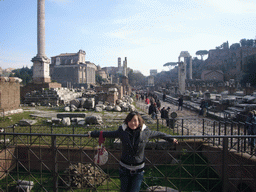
[119,166,144,192]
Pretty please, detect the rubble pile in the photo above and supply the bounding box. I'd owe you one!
[62,163,107,189]
[24,88,83,106]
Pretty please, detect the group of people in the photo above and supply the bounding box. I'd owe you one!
[160,106,171,126]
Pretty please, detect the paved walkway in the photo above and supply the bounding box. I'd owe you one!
[135,99,213,136]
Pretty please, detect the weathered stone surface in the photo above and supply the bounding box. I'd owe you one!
[62,117,71,126]
[70,104,77,112]
[70,99,80,108]
[51,118,62,124]
[64,106,70,112]
[19,119,37,126]
[71,117,85,123]
[105,106,114,111]
[62,163,106,188]
[85,115,103,124]
[128,104,136,111]
[83,98,95,109]
[114,105,122,112]
[57,113,87,119]
[95,106,103,112]
[77,120,85,126]
[16,180,34,192]
[116,99,123,105]
[146,186,178,192]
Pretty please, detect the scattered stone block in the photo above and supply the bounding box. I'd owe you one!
[62,117,71,126]
[105,106,114,111]
[57,113,87,119]
[52,118,62,124]
[95,106,103,112]
[85,115,103,124]
[62,163,106,188]
[114,105,122,112]
[16,180,34,192]
[146,186,178,192]
[19,119,37,126]
[64,106,70,112]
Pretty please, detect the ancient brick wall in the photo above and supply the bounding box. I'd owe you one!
[0,77,21,111]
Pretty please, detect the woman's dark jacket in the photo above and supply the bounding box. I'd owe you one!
[90,124,174,166]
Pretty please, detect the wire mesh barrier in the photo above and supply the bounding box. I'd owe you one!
[0,132,255,192]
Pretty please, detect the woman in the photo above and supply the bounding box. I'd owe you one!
[88,111,178,192]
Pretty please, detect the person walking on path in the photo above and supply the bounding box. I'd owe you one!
[178,95,183,111]
[163,93,166,102]
[88,111,178,192]
[199,99,208,117]
[156,99,161,110]
[148,102,157,119]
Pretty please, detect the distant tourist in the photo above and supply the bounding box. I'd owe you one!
[145,97,150,105]
[199,99,208,117]
[148,102,157,119]
[161,107,170,126]
[163,93,166,102]
[156,99,161,110]
[178,95,183,111]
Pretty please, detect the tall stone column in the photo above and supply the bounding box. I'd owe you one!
[31,0,51,83]
[189,57,192,79]
[178,61,186,95]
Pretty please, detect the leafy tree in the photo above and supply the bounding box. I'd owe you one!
[195,50,208,60]
[10,66,33,85]
[247,39,254,46]
[230,43,240,50]
[240,56,256,87]
[128,70,146,87]
[240,38,247,47]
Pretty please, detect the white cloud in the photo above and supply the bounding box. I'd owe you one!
[205,0,256,13]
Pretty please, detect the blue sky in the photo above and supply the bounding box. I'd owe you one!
[0,0,256,76]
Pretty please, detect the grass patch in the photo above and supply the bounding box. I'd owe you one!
[0,111,32,128]
[0,153,221,192]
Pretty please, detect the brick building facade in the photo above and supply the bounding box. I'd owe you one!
[0,77,21,112]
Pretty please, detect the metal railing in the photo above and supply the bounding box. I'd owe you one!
[0,132,255,192]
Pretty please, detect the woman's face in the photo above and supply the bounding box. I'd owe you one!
[128,115,140,130]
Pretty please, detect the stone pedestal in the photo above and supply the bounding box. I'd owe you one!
[32,56,51,83]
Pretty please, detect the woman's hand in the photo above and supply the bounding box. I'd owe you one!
[173,139,178,144]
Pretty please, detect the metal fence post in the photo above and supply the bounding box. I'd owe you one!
[213,121,215,146]
[218,121,221,145]
[202,119,205,137]
[182,119,184,136]
[231,122,233,147]
[52,135,58,192]
[222,137,229,192]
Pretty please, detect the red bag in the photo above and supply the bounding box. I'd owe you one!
[94,131,108,165]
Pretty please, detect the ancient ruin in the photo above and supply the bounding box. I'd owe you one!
[50,50,97,88]
[20,0,61,102]
[178,51,192,95]
[0,77,23,116]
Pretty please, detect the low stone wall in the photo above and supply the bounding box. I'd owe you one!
[0,147,16,179]
[0,77,21,111]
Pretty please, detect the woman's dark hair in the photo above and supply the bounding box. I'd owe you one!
[124,111,144,129]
